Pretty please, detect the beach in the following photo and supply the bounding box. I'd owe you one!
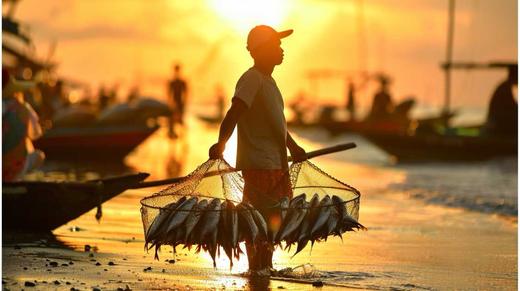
[2,119,517,290]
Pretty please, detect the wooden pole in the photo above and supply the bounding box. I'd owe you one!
[444,0,456,118]
[131,142,357,189]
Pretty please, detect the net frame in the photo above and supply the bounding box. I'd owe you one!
[140,158,362,239]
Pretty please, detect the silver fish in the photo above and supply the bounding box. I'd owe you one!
[245,202,268,239]
[341,213,367,232]
[278,198,308,242]
[237,202,258,243]
[146,198,184,242]
[183,199,208,242]
[293,193,320,243]
[306,194,320,232]
[165,196,198,235]
[285,201,310,246]
[218,201,234,269]
[292,207,312,258]
[198,198,221,242]
[227,201,239,248]
[324,204,340,239]
[279,196,290,221]
[331,195,346,219]
[310,195,332,237]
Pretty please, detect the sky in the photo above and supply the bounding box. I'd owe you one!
[6,0,518,117]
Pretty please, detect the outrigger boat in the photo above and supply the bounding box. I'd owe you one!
[361,0,517,162]
[363,129,517,162]
[3,172,149,231]
[34,124,159,160]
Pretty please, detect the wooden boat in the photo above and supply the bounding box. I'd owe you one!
[3,172,149,231]
[362,131,517,162]
[34,124,159,160]
[196,114,223,126]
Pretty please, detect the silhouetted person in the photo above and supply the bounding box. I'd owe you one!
[127,86,140,103]
[346,80,356,121]
[289,93,306,125]
[216,90,225,121]
[367,76,394,121]
[168,64,188,124]
[208,25,307,276]
[485,65,518,137]
[98,84,110,110]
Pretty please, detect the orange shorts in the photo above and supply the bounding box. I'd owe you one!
[242,169,293,209]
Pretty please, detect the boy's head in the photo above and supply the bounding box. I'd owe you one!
[247,25,293,66]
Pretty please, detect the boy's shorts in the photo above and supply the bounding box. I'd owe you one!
[242,169,293,209]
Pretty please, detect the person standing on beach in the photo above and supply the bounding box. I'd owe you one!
[367,75,394,121]
[484,64,518,137]
[168,64,188,123]
[208,25,307,276]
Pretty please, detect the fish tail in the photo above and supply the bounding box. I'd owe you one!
[154,245,161,261]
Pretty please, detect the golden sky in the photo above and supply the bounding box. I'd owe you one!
[9,0,518,114]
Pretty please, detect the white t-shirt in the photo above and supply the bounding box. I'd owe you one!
[233,67,288,170]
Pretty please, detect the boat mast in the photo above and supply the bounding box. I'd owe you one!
[444,0,456,115]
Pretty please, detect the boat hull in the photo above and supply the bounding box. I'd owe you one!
[3,173,149,231]
[363,132,517,162]
[34,125,159,160]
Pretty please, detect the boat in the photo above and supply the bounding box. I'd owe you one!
[34,124,160,160]
[196,113,223,126]
[363,130,517,162]
[3,172,149,231]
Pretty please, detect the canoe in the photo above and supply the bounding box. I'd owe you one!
[362,131,517,162]
[3,172,149,231]
[196,114,222,126]
[34,124,159,160]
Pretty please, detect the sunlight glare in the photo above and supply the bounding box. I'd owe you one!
[209,0,291,32]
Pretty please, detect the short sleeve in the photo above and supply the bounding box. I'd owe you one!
[233,69,262,108]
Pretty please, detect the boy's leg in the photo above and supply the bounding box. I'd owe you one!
[243,169,292,272]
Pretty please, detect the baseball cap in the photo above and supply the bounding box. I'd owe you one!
[247,25,293,51]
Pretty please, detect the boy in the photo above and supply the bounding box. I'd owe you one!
[209,25,307,275]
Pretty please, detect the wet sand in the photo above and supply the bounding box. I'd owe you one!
[3,188,516,290]
[3,124,517,290]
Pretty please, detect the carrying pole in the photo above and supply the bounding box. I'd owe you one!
[131,142,357,189]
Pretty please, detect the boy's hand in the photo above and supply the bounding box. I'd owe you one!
[289,145,307,162]
[209,142,225,159]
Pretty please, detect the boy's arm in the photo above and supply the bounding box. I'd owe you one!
[209,98,248,159]
[287,132,307,162]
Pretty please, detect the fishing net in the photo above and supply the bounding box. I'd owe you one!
[140,158,363,266]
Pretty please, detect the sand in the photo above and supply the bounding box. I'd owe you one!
[2,188,516,290]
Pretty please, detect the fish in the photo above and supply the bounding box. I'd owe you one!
[341,213,367,232]
[218,201,234,269]
[271,196,290,241]
[182,199,208,243]
[145,198,184,243]
[245,202,268,239]
[277,198,308,242]
[276,193,306,242]
[165,196,198,235]
[279,196,290,221]
[331,195,346,219]
[291,200,314,258]
[227,201,239,248]
[237,202,258,243]
[285,200,310,246]
[325,204,340,237]
[310,195,332,237]
[198,198,222,242]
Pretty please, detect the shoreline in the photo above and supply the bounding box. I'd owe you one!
[3,189,516,290]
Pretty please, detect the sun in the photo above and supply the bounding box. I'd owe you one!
[209,0,291,32]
